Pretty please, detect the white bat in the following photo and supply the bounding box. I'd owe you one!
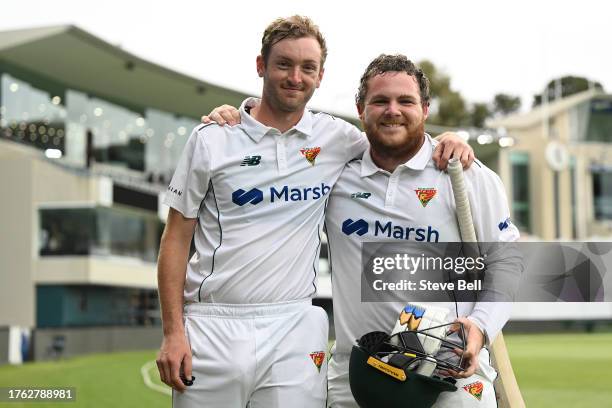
[447,158,525,408]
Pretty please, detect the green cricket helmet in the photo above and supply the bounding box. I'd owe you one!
[349,303,465,408]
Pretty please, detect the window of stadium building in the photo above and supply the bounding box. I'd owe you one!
[1,73,197,183]
[587,99,612,142]
[39,206,163,262]
[571,98,612,143]
[1,73,66,152]
[592,167,612,220]
[511,152,531,231]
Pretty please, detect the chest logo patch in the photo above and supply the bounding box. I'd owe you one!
[309,351,326,372]
[415,188,437,207]
[240,155,261,166]
[463,381,484,400]
[300,147,321,165]
[351,192,371,199]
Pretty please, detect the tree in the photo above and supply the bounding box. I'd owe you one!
[418,60,467,126]
[533,76,604,107]
[419,59,451,99]
[469,103,491,128]
[436,91,467,126]
[493,93,521,116]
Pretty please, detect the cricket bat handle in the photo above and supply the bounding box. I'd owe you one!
[447,158,525,408]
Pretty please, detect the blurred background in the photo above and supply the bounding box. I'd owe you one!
[1,1,611,406]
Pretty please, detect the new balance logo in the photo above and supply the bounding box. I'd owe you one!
[240,155,261,166]
[342,219,369,236]
[351,192,371,199]
[232,188,263,206]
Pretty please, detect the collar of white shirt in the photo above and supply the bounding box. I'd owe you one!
[360,133,435,177]
[238,97,314,143]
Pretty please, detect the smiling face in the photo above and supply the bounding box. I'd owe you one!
[257,36,324,113]
[358,71,429,157]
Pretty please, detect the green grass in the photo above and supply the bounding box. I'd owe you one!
[506,332,612,407]
[0,333,610,407]
[0,350,169,407]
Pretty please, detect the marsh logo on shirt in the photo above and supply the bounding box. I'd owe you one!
[498,217,511,231]
[232,188,263,206]
[341,218,439,242]
[342,218,369,236]
[231,184,330,206]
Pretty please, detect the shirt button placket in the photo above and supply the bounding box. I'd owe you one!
[386,173,399,207]
[276,134,287,173]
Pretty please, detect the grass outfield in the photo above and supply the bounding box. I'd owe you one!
[0,333,610,407]
[506,332,612,407]
[0,350,169,407]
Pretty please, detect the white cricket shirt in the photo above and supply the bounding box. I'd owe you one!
[325,135,520,354]
[165,98,368,304]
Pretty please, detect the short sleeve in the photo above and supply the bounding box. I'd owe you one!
[343,121,369,161]
[163,126,211,218]
[465,163,520,243]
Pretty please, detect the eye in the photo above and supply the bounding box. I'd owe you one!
[277,61,290,69]
[303,64,317,73]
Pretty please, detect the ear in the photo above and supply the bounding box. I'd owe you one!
[256,55,265,77]
[422,102,429,120]
[356,103,365,124]
[315,67,325,89]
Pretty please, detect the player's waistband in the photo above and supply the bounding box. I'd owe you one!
[184,298,312,318]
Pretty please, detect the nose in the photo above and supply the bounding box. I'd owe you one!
[385,100,401,116]
[287,67,302,85]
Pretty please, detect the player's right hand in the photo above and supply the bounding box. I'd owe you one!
[201,104,240,126]
[156,332,193,392]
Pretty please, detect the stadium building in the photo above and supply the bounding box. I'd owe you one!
[488,90,612,240]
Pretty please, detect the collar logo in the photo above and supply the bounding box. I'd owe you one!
[309,351,326,372]
[300,147,321,165]
[351,192,372,199]
[415,188,437,207]
[463,381,484,401]
[240,155,261,166]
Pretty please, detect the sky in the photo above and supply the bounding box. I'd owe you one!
[3,0,611,118]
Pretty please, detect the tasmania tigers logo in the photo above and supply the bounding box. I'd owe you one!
[415,188,437,207]
[463,381,484,400]
[300,147,321,165]
[309,351,326,372]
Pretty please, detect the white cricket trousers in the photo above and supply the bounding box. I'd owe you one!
[173,299,329,408]
[327,347,497,408]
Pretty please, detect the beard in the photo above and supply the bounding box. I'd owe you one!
[364,117,426,159]
[262,79,315,113]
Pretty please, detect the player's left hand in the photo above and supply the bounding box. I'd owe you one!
[201,104,240,126]
[432,132,474,170]
[439,317,484,379]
